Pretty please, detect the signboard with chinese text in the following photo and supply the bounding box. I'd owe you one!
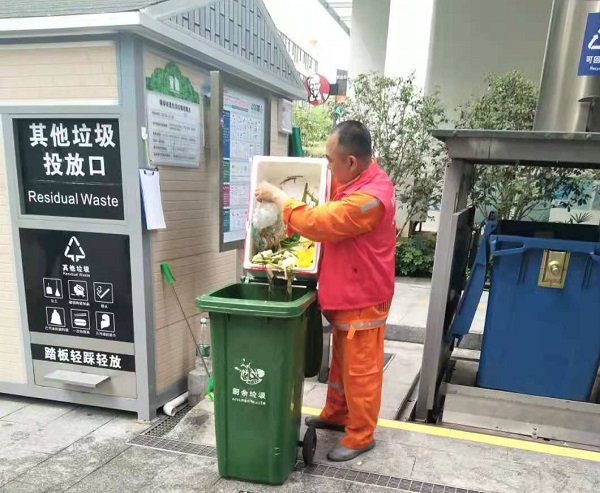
[147,92,203,167]
[30,344,135,372]
[221,86,265,246]
[19,229,134,345]
[145,61,203,167]
[335,69,348,104]
[579,12,600,76]
[15,118,124,220]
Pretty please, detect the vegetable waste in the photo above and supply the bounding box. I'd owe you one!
[250,176,320,295]
[251,233,316,293]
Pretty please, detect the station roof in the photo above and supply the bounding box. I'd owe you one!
[0,0,165,18]
[0,0,306,100]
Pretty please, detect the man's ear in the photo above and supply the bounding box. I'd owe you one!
[348,155,358,170]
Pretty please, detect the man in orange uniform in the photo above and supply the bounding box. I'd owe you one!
[255,120,396,462]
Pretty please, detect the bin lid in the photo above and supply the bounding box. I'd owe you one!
[242,156,330,284]
[197,282,317,318]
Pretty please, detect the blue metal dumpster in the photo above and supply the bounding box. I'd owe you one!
[477,221,600,401]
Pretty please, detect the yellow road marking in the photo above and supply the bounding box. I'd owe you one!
[301,406,600,463]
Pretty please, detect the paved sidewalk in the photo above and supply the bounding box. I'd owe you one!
[387,278,488,347]
[2,391,599,493]
[1,340,600,493]
[303,341,422,420]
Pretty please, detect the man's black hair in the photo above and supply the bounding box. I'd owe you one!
[331,120,372,162]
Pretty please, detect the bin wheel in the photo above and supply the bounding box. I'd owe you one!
[302,426,317,465]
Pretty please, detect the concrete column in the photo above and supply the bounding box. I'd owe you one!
[350,0,391,76]
[425,0,553,120]
[384,0,435,88]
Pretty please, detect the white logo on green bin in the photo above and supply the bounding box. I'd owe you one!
[235,359,265,386]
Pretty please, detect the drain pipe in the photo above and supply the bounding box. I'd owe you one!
[163,392,188,416]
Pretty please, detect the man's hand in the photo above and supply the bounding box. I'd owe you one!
[255,181,288,207]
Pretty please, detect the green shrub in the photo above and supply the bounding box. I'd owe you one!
[395,235,436,278]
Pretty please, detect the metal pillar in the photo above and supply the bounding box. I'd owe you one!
[535,0,600,132]
[415,158,473,422]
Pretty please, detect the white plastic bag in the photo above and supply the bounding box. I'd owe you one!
[252,202,286,253]
[252,202,279,229]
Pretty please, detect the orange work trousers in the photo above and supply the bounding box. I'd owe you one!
[320,303,389,449]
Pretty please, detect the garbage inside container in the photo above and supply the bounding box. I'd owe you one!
[243,156,330,279]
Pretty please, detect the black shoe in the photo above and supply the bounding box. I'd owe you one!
[327,441,376,462]
[305,416,345,432]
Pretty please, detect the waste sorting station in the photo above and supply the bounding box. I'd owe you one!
[0,0,305,421]
[1,0,600,468]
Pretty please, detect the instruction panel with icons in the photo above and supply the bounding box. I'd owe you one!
[19,229,134,343]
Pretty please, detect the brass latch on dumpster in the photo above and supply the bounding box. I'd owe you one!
[538,250,570,289]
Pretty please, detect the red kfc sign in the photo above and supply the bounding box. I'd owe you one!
[305,73,330,106]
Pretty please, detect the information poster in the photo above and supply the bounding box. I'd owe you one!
[146,61,203,167]
[15,118,124,220]
[19,229,134,347]
[222,87,266,245]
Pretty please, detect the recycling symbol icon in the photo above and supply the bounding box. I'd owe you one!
[589,29,600,51]
[64,236,86,263]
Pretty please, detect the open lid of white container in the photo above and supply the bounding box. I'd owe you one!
[243,156,330,282]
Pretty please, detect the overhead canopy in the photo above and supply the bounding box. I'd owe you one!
[316,0,351,35]
[434,129,600,169]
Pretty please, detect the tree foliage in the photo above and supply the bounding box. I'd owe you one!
[342,72,449,235]
[456,71,593,220]
[292,102,334,157]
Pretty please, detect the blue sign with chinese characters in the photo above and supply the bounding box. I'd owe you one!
[579,12,600,76]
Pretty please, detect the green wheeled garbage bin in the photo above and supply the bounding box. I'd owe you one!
[196,281,319,485]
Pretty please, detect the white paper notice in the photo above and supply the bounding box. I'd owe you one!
[139,169,166,230]
[222,86,266,244]
[146,91,203,168]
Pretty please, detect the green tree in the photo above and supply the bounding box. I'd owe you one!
[292,102,334,157]
[342,72,448,236]
[456,71,592,220]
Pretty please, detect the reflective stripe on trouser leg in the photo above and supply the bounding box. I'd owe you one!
[327,381,344,394]
[320,327,348,426]
[340,324,386,450]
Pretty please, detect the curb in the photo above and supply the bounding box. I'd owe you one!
[323,322,483,350]
[385,323,483,351]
